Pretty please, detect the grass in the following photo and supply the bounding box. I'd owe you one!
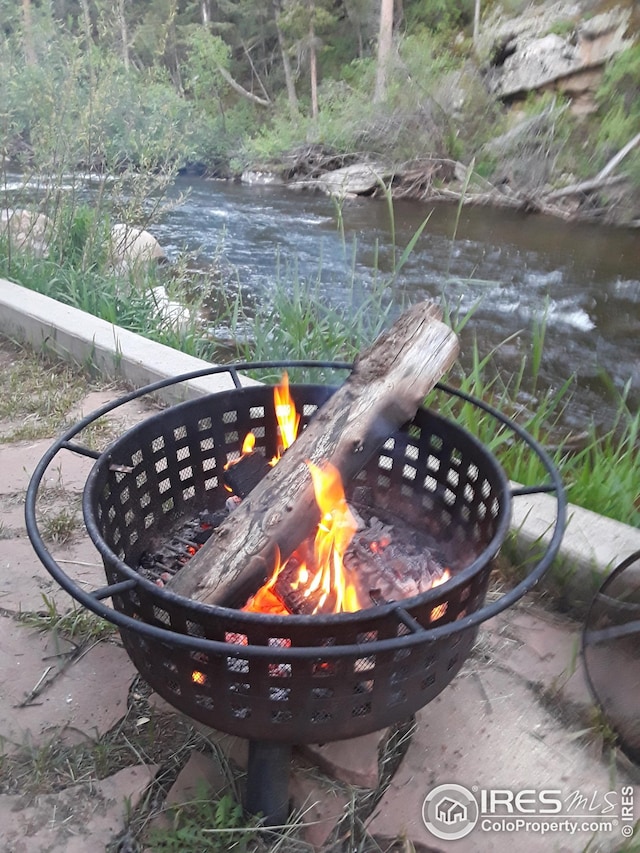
[40,508,80,544]
[2,243,638,527]
[0,340,91,442]
[0,683,198,799]
[19,594,117,645]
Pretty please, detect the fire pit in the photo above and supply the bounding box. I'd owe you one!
[26,361,565,823]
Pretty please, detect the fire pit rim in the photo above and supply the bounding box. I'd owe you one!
[25,360,566,658]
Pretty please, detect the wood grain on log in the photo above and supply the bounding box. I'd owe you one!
[168,300,459,607]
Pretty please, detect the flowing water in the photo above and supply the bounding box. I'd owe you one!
[153,177,639,433]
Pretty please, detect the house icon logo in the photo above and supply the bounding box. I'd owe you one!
[436,796,469,825]
[422,784,479,840]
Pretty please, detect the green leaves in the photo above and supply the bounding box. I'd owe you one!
[148,786,256,852]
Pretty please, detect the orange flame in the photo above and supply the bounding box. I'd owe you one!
[242,432,256,455]
[243,460,364,615]
[301,460,361,613]
[273,371,300,460]
[231,373,453,618]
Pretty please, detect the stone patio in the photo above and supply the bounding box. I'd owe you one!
[0,333,638,853]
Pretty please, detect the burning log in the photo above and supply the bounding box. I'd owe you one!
[168,300,459,608]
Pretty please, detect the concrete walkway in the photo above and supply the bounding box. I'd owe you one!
[0,279,638,852]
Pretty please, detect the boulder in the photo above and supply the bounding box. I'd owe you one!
[109,223,167,274]
[0,209,53,258]
[483,4,635,109]
[295,162,394,198]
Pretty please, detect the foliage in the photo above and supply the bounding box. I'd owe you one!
[146,785,257,852]
[0,14,203,174]
[482,94,574,187]
[596,45,640,184]
[404,0,474,34]
[21,595,117,644]
[181,27,232,109]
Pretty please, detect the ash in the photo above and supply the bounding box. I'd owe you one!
[344,505,449,603]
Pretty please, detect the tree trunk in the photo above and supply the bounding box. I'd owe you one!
[22,0,37,66]
[374,0,394,103]
[309,19,319,120]
[168,301,459,608]
[117,0,129,72]
[273,2,298,114]
[473,0,481,53]
[216,64,271,106]
[595,131,640,182]
[78,0,92,50]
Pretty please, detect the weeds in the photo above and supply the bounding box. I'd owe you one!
[146,785,258,853]
[40,508,80,544]
[20,594,116,644]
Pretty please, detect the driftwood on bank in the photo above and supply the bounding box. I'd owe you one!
[288,132,639,224]
[168,301,459,608]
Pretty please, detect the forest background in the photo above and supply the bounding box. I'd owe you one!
[2,0,639,225]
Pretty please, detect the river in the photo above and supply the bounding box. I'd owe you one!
[152,176,639,433]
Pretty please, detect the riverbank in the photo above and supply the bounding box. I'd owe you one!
[240,147,640,229]
[3,0,639,232]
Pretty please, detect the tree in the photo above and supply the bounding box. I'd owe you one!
[183,27,270,110]
[374,0,393,103]
[279,0,336,120]
[473,0,481,53]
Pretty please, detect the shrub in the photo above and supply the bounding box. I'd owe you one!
[596,45,640,184]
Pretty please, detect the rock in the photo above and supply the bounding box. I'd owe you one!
[296,727,389,790]
[0,209,53,258]
[0,764,157,852]
[149,285,193,334]
[289,759,352,850]
[296,162,394,198]
[483,3,634,109]
[240,169,283,185]
[110,223,167,274]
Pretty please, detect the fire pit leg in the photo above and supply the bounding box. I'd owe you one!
[245,740,292,826]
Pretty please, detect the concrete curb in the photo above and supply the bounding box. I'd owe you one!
[1,278,638,601]
[0,279,258,405]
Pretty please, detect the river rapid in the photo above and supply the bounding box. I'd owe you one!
[152,177,639,434]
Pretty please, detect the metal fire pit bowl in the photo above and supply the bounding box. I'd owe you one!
[26,361,566,747]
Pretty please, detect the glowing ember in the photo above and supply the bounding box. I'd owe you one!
[191,670,207,685]
[428,569,451,621]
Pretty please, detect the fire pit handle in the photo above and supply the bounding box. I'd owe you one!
[26,360,566,657]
